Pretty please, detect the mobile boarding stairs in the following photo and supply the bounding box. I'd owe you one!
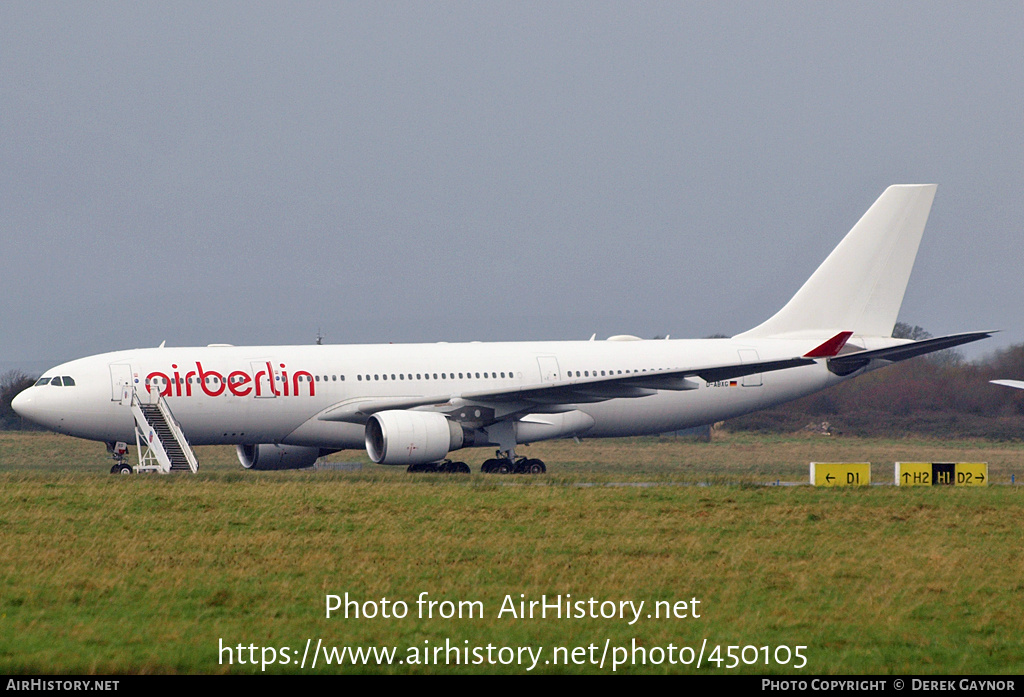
[124,388,198,473]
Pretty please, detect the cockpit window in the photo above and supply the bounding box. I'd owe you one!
[41,376,76,386]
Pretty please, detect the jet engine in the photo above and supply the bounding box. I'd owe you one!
[236,443,323,470]
[365,410,465,465]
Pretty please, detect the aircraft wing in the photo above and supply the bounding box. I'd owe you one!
[317,332,994,424]
[827,331,994,376]
[459,355,817,405]
[318,350,823,423]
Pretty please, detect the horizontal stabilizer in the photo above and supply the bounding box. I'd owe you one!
[827,331,994,376]
[990,379,1024,390]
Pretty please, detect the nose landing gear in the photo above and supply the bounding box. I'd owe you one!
[106,441,134,474]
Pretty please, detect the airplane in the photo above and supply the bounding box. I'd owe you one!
[12,184,992,475]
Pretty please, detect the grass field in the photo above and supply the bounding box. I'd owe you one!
[1,431,1023,674]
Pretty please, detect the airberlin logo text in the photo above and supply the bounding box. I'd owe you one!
[145,362,315,398]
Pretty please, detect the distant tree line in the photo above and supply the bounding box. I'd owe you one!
[725,325,1024,439]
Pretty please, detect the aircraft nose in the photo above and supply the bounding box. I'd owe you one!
[11,389,38,422]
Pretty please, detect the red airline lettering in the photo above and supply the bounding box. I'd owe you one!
[145,362,315,398]
[196,362,226,397]
[228,370,252,397]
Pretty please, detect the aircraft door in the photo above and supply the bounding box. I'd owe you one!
[737,350,763,387]
[109,364,134,404]
[537,355,561,383]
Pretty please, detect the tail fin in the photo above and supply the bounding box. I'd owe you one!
[736,184,937,339]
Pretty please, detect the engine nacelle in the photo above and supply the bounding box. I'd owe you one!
[236,444,322,470]
[365,410,464,465]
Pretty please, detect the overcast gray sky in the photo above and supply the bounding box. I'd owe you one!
[3,1,1022,373]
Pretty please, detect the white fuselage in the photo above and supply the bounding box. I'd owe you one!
[13,336,864,453]
[11,185,977,467]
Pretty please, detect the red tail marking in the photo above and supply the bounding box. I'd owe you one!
[804,331,854,358]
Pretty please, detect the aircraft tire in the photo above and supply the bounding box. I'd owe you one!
[526,459,546,474]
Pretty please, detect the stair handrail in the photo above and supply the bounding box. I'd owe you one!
[152,391,199,472]
[131,388,199,473]
[130,390,173,473]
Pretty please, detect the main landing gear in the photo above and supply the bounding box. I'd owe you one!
[480,451,546,475]
[407,459,471,474]
[405,450,547,475]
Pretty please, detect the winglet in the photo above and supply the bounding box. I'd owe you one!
[804,331,853,358]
